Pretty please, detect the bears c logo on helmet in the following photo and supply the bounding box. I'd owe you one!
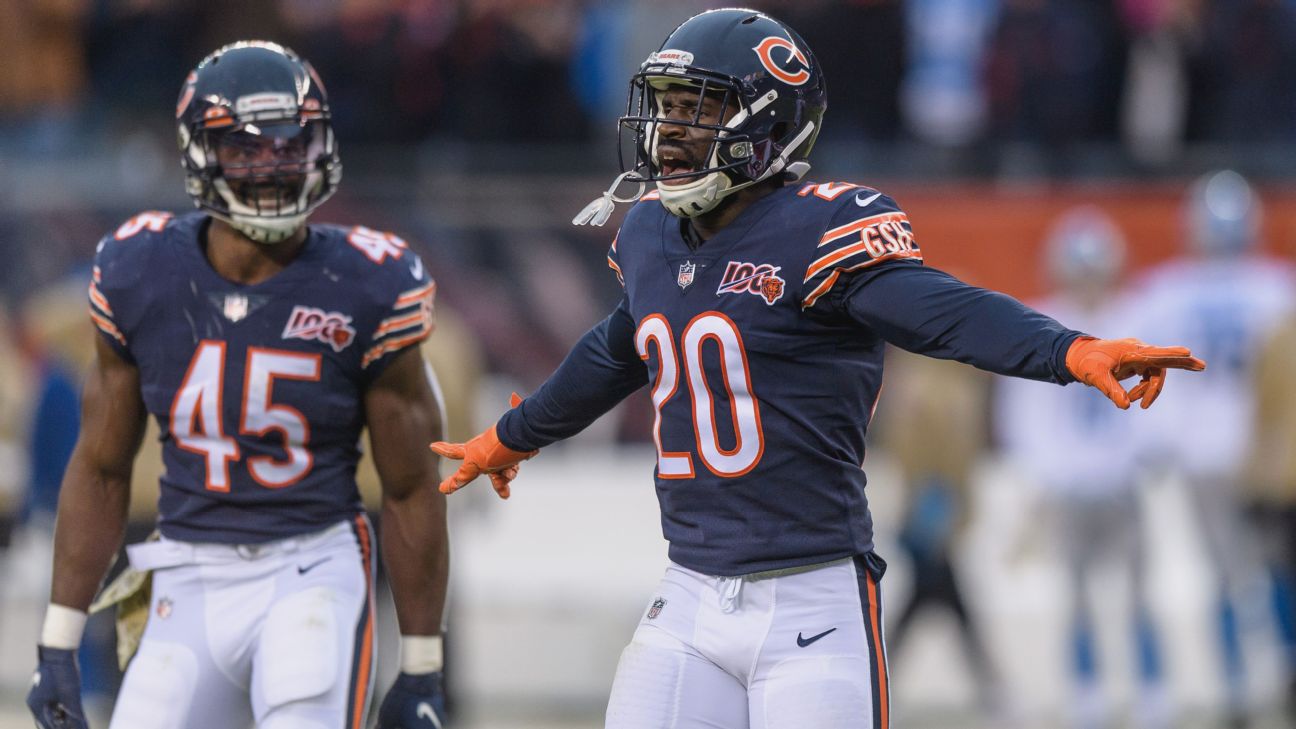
[752,36,810,86]
[176,72,197,119]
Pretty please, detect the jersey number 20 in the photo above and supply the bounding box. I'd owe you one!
[636,312,764,478]
[172,341,321,491]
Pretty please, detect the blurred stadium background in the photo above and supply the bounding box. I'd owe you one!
[3,0,1296,727]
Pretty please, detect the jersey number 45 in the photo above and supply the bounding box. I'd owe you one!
[172,341,321,491]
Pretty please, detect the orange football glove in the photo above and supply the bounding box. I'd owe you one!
[430,393,537,499]
[1065,336,1206,410]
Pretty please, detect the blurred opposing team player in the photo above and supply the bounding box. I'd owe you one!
[997,208,1170,729]
[1128,170,1296,726]
[1246,309,1296,720]
[876,349,1005,719]
[431,9,1204,728]
[25,42,450,729]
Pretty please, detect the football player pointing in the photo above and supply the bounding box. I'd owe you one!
[27,43,450,729]
[435,9,1204,729]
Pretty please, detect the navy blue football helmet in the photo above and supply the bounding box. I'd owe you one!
[575,8,827,224]
[176,41,341,243]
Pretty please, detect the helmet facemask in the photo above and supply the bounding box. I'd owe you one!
[572,9,826,227]
[180,106,341,244]
[617,66,816,218]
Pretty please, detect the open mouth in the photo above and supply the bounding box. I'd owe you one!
[230,180,297,209]
[657,147,698,181]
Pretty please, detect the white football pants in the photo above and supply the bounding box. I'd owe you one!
[108,517,377,729]
[606,553,890,729]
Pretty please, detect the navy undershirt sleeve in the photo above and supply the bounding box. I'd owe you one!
[842,263,1083,384]
[496,296,647,451]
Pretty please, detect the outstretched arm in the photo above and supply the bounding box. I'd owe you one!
[844,264,1203,407]
[844,264,1082,382]
[433,296,647,497]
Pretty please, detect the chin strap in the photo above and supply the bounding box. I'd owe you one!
[209,210,304,244]
[574,119,817,226]
[572,172,647,227]
[231,219,300,244]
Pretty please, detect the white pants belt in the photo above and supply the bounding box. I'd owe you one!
[127,520,354,571]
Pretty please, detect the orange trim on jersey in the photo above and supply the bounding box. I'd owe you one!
[818,212,909,248]
[170,341,239,492]
[374,310,427,338]
[93,266,102,283]
[239,348,321,490]
[642,190,661,201]
[395,282,436,308]
[88,282,113,316]
[89,309,127,346]
[686,319,765,479]
[800,250,924,309]
[798,182,862,201]
[361,327,432,368]
[607,257,625,286]
[349,515,376,729]
[805,241,922,283]
[636,314,695,479]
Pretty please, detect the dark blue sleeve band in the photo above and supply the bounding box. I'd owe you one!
[496,297,647,451]
[843,263,1083,384]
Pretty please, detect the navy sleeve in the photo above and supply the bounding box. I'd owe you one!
[496,297,647,451]
[843,263,1083,384]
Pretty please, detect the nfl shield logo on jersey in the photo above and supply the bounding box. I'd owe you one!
[648,597,667,619]
[677,262,696,290]
[223,294,250,322]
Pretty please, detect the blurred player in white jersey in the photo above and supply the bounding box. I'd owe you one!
[1129,170,1296,727]
[997,208,1170,729]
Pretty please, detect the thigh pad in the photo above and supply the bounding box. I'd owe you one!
[257,586,340,708]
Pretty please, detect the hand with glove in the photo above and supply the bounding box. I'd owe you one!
[1066,336,1206,409]
[376,671,449,729]
[430,394,537,499]
[27,647,89,729]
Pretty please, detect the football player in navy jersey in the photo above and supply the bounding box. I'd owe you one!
[433,9,1205,729]
[27,42,450,729]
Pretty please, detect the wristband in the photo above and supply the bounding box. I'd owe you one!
[401,634,444,674]
[40,604,88,650]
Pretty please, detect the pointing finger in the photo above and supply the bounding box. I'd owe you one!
[429,441,466,460]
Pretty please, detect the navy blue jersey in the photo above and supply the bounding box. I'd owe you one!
[89,211,435,543]
[500,183,1080,575]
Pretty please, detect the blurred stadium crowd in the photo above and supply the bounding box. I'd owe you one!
[4,0,1296,727]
